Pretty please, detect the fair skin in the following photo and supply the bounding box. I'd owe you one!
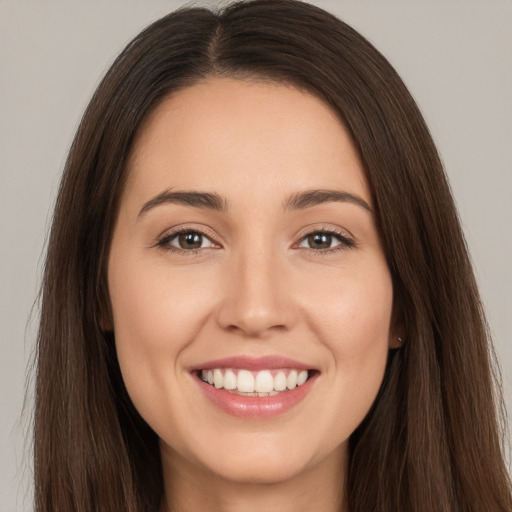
[108,77,398,512]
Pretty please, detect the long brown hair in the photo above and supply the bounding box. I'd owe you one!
[34,1,512,510]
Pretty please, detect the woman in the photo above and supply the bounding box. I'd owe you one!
[34,0,512,511]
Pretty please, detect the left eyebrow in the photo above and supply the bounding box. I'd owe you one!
[137,189,227,219]
[284,189,373,213]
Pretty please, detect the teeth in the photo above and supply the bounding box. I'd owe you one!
[200,368,310,394]
[237,370,255,392]
[254,370,274,392]
[287,370,298,389]
[213,369,223,388]
[223,369,237,390]
[274,371,287,391]
[297,370,308,386]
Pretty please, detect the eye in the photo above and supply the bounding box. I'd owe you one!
[297,230,354,251]
[158,230,216,251]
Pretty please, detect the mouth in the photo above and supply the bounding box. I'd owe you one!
[191,356,319,418]
[195,368,315,397]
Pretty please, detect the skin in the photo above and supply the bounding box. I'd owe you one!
[108,77,399,512]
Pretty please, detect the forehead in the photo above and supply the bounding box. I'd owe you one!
[124,77,370,207]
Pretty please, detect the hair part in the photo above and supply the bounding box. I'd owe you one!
[34,1,512,511]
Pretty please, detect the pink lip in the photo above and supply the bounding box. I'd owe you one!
[192,355,313,372]
[191,356,318,419]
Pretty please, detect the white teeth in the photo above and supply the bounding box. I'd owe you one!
[213,369,223,388]
[237,370,255,392]
[297,370,308,386]
[223,369,237,390]
[274,371,287,391]
[254,370,274,392]
[286,370,298,389]
[200,368,311,394]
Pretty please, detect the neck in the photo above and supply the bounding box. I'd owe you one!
[160,444,348,512]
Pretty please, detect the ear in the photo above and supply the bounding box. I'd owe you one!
[389,329,406,349]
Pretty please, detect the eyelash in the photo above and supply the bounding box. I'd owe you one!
[154,227,218,256]
[154,227,356,256]
[296,228,356,256]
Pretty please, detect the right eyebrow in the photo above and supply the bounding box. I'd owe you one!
[137,189,227,219]
[284,188,373,214]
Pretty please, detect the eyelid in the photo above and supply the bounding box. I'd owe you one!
[293,225,356,253]
[153,224,222,253]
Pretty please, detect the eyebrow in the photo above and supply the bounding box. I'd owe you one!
[137,187,372,219]
[138,189,227,218]
[284,189,373,213]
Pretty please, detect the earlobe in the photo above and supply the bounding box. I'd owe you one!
[389,298,406,349]
[389,333,406,349]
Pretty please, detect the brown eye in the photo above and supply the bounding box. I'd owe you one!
[178,232,203,249]
[307,233,333,249]
[166,231,215,250]
[298,231,347,251]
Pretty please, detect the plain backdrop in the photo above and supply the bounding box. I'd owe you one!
[1,1,511,510]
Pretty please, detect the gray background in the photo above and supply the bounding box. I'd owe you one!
[1,1,511,510]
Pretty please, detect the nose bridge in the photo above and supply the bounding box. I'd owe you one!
[216,237,294,337]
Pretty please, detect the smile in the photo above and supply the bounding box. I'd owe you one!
[199,368,310,396]
[192,357,319,418]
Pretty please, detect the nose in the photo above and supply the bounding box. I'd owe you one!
[215,245,296,338]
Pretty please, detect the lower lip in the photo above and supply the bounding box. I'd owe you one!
[195,373,317,419]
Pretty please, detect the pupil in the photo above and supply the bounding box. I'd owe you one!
[309,233,331,249]
[179,232,202,249]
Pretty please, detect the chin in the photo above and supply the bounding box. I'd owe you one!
[208,454,310,485]
[196,432,343,486]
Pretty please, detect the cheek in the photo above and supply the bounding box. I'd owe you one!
[108,255,219,417]
[334,279,392,375]
[301,259,393,346]
[109,257,217,349]
[300,261,393,412]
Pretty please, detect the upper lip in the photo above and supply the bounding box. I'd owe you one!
[191,355,315,372]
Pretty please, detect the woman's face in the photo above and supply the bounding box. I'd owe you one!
[108,78,396,485]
